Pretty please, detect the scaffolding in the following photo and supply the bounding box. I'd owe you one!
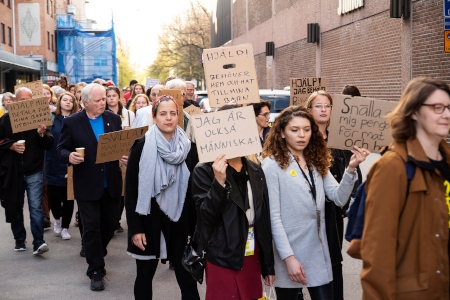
[56,14,117,85]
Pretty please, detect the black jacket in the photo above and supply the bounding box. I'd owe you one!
[192,158,275,277]
[125,136,198,259]
[56,110,122,201]
[0,113,54,176]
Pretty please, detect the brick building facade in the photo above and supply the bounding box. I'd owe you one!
[222,0,449,102]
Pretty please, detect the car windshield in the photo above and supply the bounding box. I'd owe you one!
[260,95,290,113]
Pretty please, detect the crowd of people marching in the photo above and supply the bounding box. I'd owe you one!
[0,76,449,300]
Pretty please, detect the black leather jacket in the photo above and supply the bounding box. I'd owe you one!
[192,158,275,277]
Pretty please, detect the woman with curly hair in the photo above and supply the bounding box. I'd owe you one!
[261,106,368,299]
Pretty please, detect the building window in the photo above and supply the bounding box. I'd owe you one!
[51,34,54,51]
[0,0,4,4]
[6,0,10,8]
[7,26,12,46]
[46,0,49,14]
[0,24,4,44]
[47,31,50,49]
[50,0,53,17]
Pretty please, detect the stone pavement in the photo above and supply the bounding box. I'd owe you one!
[0,154,378,299]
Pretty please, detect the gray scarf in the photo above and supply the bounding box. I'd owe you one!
[135,125,191,221]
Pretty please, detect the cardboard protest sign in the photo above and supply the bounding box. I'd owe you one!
[14,80,44,99]
[327,95,397,152]
[290,78,326,106]
[145,78,160,90]
[67,166,74,201]
[203,43,259,107]
[191,105,261,163]
[95,126,148,164]
[159,89,184,129]
[183,104,202,116]
[8,97,52,133]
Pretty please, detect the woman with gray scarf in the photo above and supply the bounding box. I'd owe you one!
[125,95,200,300]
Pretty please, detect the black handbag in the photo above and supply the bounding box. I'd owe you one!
[182,238,205,284]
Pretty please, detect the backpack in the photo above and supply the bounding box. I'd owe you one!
[345,160,416,259]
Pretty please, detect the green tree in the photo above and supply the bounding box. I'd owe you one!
[117,37,135,88]
[148,1,210,87]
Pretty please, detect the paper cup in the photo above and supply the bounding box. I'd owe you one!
[75,147,85,157]
[17,140,25,147]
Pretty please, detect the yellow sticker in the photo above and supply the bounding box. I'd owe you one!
[290,170,297,177]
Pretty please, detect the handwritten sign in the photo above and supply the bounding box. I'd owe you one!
[14,80,44,99]
[145,78,160,90]
[184,104,201,116]
[290,78,326,106]
[192,106,261,162]
[203,44,259,107]
[8,97,52,133]
[159,89,184,129]
[67,166,74,201]
[95,126,148,164]
[327,95,397,152]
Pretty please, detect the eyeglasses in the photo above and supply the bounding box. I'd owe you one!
[259,112,270,117]
[421,103,450,114]
[312,104,332,110]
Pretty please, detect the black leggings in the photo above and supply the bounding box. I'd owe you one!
[276,282,333,300]
[47,185,74,229]
[134,259,200,300]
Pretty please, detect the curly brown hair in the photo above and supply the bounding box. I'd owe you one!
[262,106,332,177]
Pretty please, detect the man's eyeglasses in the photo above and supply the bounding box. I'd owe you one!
[312,104,332,110]
[421,103,450,114]
[259,112,270,117]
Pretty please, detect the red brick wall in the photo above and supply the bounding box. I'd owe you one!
[412,0,450,84]
[321,11,403,101]
[255,53,267,89]
[248,0,272,30]
[0,3,14,52]
[232,0,246,39]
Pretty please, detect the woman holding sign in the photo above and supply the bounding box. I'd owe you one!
[45,92,79,240]
[305,90,363,300]
[261,106,368,299]
[125,95,200,300]
[360,77,450,299]
[191,105,275,300]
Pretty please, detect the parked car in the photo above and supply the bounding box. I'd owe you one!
[194,89,291,120]
[258,89,291,123]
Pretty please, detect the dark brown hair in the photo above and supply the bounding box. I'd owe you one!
[250,100,272,116]
[105,86,124,115]
[342,85,361,97]
[262,106,332,176]
[55,92,79,116]
[389,77,450,142]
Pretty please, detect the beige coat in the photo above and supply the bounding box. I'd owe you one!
[361,138,450,300]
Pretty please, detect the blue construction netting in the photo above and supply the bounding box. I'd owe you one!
[56,15,117,85]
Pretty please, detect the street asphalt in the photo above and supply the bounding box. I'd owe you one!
[0,154,379,300]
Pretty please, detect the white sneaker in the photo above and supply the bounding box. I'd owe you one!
[61,228,71,240]
[54,219,62,236]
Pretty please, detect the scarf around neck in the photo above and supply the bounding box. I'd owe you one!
[135,125,191,221]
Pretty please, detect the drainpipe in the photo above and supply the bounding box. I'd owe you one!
[12,0,16,54]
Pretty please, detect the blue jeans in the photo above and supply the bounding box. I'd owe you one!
[10,171,45,246]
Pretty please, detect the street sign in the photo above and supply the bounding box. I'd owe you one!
[445,0,450,17]
[445,31,450,53]
[445,17,450,30]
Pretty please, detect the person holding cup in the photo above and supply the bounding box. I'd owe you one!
[0,87,54,255]
[56,83,125,291]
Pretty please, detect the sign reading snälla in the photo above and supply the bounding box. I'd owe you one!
[203,43,259,107]
[192,106,261,163]
[327,94,397,152]
[8,97,52,133]
[96,126,148,164]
